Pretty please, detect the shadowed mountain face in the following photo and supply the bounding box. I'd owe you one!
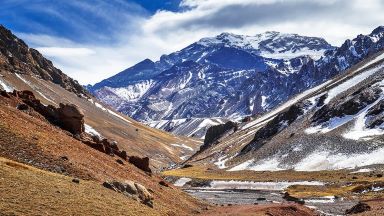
[90,27,384,139]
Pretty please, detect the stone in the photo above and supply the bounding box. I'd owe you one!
[116,159,124,165]
[0,90,10,98]
[283,192,305,205]
[120,150,128,160]
[129,156,152,173]
[57,103,84,134]
[144,200,154,208]
[102,182,117,191]
[72,178,80,184]
[159,180,170,187]
[134,182,153,202]
[111,181,126,192]
[125,180,138,195]
[345,202,371,214]
[16,103,28,110]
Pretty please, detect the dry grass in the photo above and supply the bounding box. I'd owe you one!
[0,157,160,216]
[0,97,208,215]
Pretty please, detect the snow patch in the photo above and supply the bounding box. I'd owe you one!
[295,149,384,171]
[0,78,14,92]
[174,177,192,187]
[171,143,194,151]
[228,157,283,171]
[351,168,372,173]
[324,64,383,104]
[84,124,102,138]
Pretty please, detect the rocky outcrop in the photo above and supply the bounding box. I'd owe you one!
[241,101,310,154]
[366,100,384,128]
[102,180,154,208]
[312,86,382,124]
[7,90,85,135]
[203,121,238,147]
[128,156,152,173]
[1,90,129,161]
[57,104,84,134]
[0,25,88,97]
[345,202,371,214]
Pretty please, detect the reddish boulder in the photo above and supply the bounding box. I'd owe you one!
[129,156,152,173]
[57,103,84,134]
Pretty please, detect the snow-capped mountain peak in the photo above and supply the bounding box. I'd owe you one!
[196,31,333,60]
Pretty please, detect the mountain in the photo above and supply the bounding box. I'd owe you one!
[89,32,334,138]
[0,25,209,215]
[0,26,88,97]
[187,42,384,172]
[0,25,201,169]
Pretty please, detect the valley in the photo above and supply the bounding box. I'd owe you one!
[1,6,384,215]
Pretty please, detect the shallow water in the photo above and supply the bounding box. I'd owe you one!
[184,188,357,215]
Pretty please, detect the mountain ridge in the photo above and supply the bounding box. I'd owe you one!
[90,27,384,139]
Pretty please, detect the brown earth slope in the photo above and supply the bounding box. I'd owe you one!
[0,24,201,169]
[0,94,208,215]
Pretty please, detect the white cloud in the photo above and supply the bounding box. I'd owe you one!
[17,0,384,85]
[36,47,96,57]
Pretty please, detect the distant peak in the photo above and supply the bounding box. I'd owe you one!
[371,26,384,35]
[264,31,280,35]
[140,58,154,64]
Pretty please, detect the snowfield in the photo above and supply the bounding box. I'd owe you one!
[173,177,192,187]
[84,124,103,138]
[0,78,14,92]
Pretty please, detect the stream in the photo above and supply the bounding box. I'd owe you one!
[176,179,357,215]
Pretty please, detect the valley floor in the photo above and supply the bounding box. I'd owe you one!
[163,165,384,215]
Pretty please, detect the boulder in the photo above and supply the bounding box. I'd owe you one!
[282,192,305,205]
[57,103,84,134]
[102,182,117,192]
[103,180,153,207]
[116,159,124,165]
[129,156,152,173]
[345,202,371,214]
[135,182,154,202]
[159,180,170,187]
[125,180,138,195]
[0,90,10,98]
[111,181,126,192]
[119,150,128,160]
[204,121,238,148]
[16,103,29,110]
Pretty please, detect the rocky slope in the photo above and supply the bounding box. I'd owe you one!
[0,25,88,97]
[0,25,201,169]
[0,24,212,215]
[187,47,384,172]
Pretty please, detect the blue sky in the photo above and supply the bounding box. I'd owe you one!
[1,0,383,84]
[1,0,181,44]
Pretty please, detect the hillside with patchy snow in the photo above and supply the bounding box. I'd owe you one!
[187,48,384,172]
